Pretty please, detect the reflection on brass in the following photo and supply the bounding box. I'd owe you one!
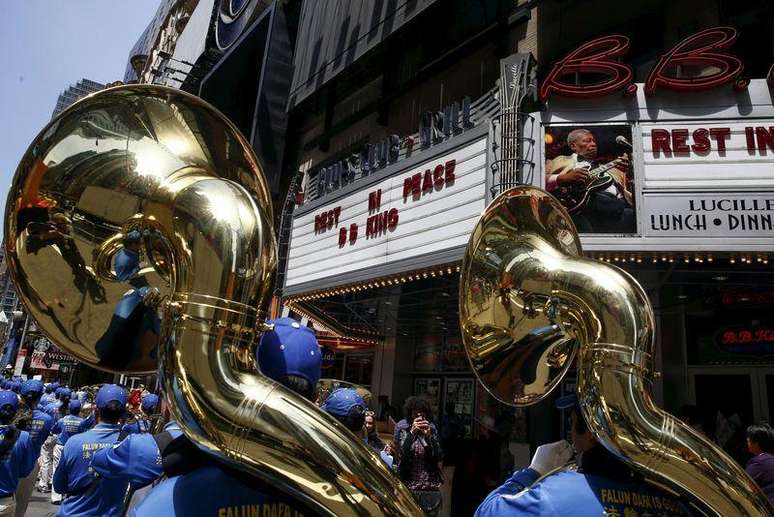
[460,187,771,516]
[5,85,421,516]
[317,379,372,408]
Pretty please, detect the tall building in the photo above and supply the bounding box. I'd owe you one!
[0,248,19,317]
[51,79,105,118]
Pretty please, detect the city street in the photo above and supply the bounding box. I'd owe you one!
[2,1,774,516]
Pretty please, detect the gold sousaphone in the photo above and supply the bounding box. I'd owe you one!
[4,85,420,516]
[460,186,772,516]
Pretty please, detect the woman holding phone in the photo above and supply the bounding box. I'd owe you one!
[394,396,443,516]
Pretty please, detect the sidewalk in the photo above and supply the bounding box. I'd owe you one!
[23,489,57,517]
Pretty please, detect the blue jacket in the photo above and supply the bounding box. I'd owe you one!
[27,408,55,455]
[0,426,36,496]
[52,423,128,517]
[92,421,182,488]
[52,415,85,446]
[121,419,151,435]
[77,412,96,433]
[475,468,692,517]
[128,464,312,517]
[40,393,55,406]
[45,400,64,420]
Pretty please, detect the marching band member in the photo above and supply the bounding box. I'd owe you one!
[475,395,692,517]
[14,380,53,516]
[0,391,36,516]
[50,400,85,504]
[127,317,321,516]
[52,385,129,517]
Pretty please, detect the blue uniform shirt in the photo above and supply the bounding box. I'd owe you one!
[52,422,128,517]
[40,393,55,406]
[128,465,313,517]
[27,408,55,455]
[92,421,182,488]
[52,415,85,446]
[77,412,96,433]
[0,426,36,496]
[121,419,151,435]
[475,467,692,517]
[45,400,63,420]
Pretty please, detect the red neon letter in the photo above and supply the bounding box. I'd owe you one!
[645,27,743,95]
[691,128,710,153]
[651,129,671,156]
[755,127,774,153]
[709,128,731,153]
[539,35,633,100]
[671,129,690,154]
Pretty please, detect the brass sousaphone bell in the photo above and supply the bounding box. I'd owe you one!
[460,186,772,516]
[4,85,421,516]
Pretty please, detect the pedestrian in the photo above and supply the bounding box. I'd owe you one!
[128,387,141,411]
[127,317,322,516]
[50,400,85,504]
[14,379,54,517]
[0,390,37,516]
[745,423,774,503]
[394,396,443,516]
[52,384,129,517]
[37,387,62,494]
[475,394,691,516]
[122,394,158,435]
[39,384,56,407]
[363,410,395,469]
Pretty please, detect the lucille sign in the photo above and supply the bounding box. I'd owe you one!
[540,26,753,99]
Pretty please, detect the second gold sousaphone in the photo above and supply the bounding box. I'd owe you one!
[460,186,771,516]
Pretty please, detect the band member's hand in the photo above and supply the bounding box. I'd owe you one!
[528,440,574,475]
[557,168,589,185]
[616,152,630,170]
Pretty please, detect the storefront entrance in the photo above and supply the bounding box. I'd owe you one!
[689,367,774,444]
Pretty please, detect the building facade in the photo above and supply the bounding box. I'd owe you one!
[116,2,774,510]
[279,0,774,497]
[51,78,105,118]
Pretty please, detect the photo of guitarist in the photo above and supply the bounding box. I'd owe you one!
[545,127,635,234]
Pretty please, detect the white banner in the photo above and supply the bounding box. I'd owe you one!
[641,120,774,191]
[644,193,774,238]
[287,137,488,287]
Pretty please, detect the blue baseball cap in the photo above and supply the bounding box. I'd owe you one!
[141,394,159,412]
[556,393,578,409]
[258,318,322,387]
[59,388,71,399]
[44,383,54,393]
[0,390,18,410]
[9,381,21,393]
[21,379,44,396]
[68,399,82,413]
[96,384,127,409]
[321,388,366,417]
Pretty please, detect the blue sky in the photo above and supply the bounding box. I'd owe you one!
[0,1,161,240]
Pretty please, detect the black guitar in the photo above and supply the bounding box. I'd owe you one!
[554,158,624,214]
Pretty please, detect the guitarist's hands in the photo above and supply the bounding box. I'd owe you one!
[616,152,630,170]
[557,168,589,185]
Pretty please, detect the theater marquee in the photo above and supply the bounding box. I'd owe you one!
[285,134,488,291]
